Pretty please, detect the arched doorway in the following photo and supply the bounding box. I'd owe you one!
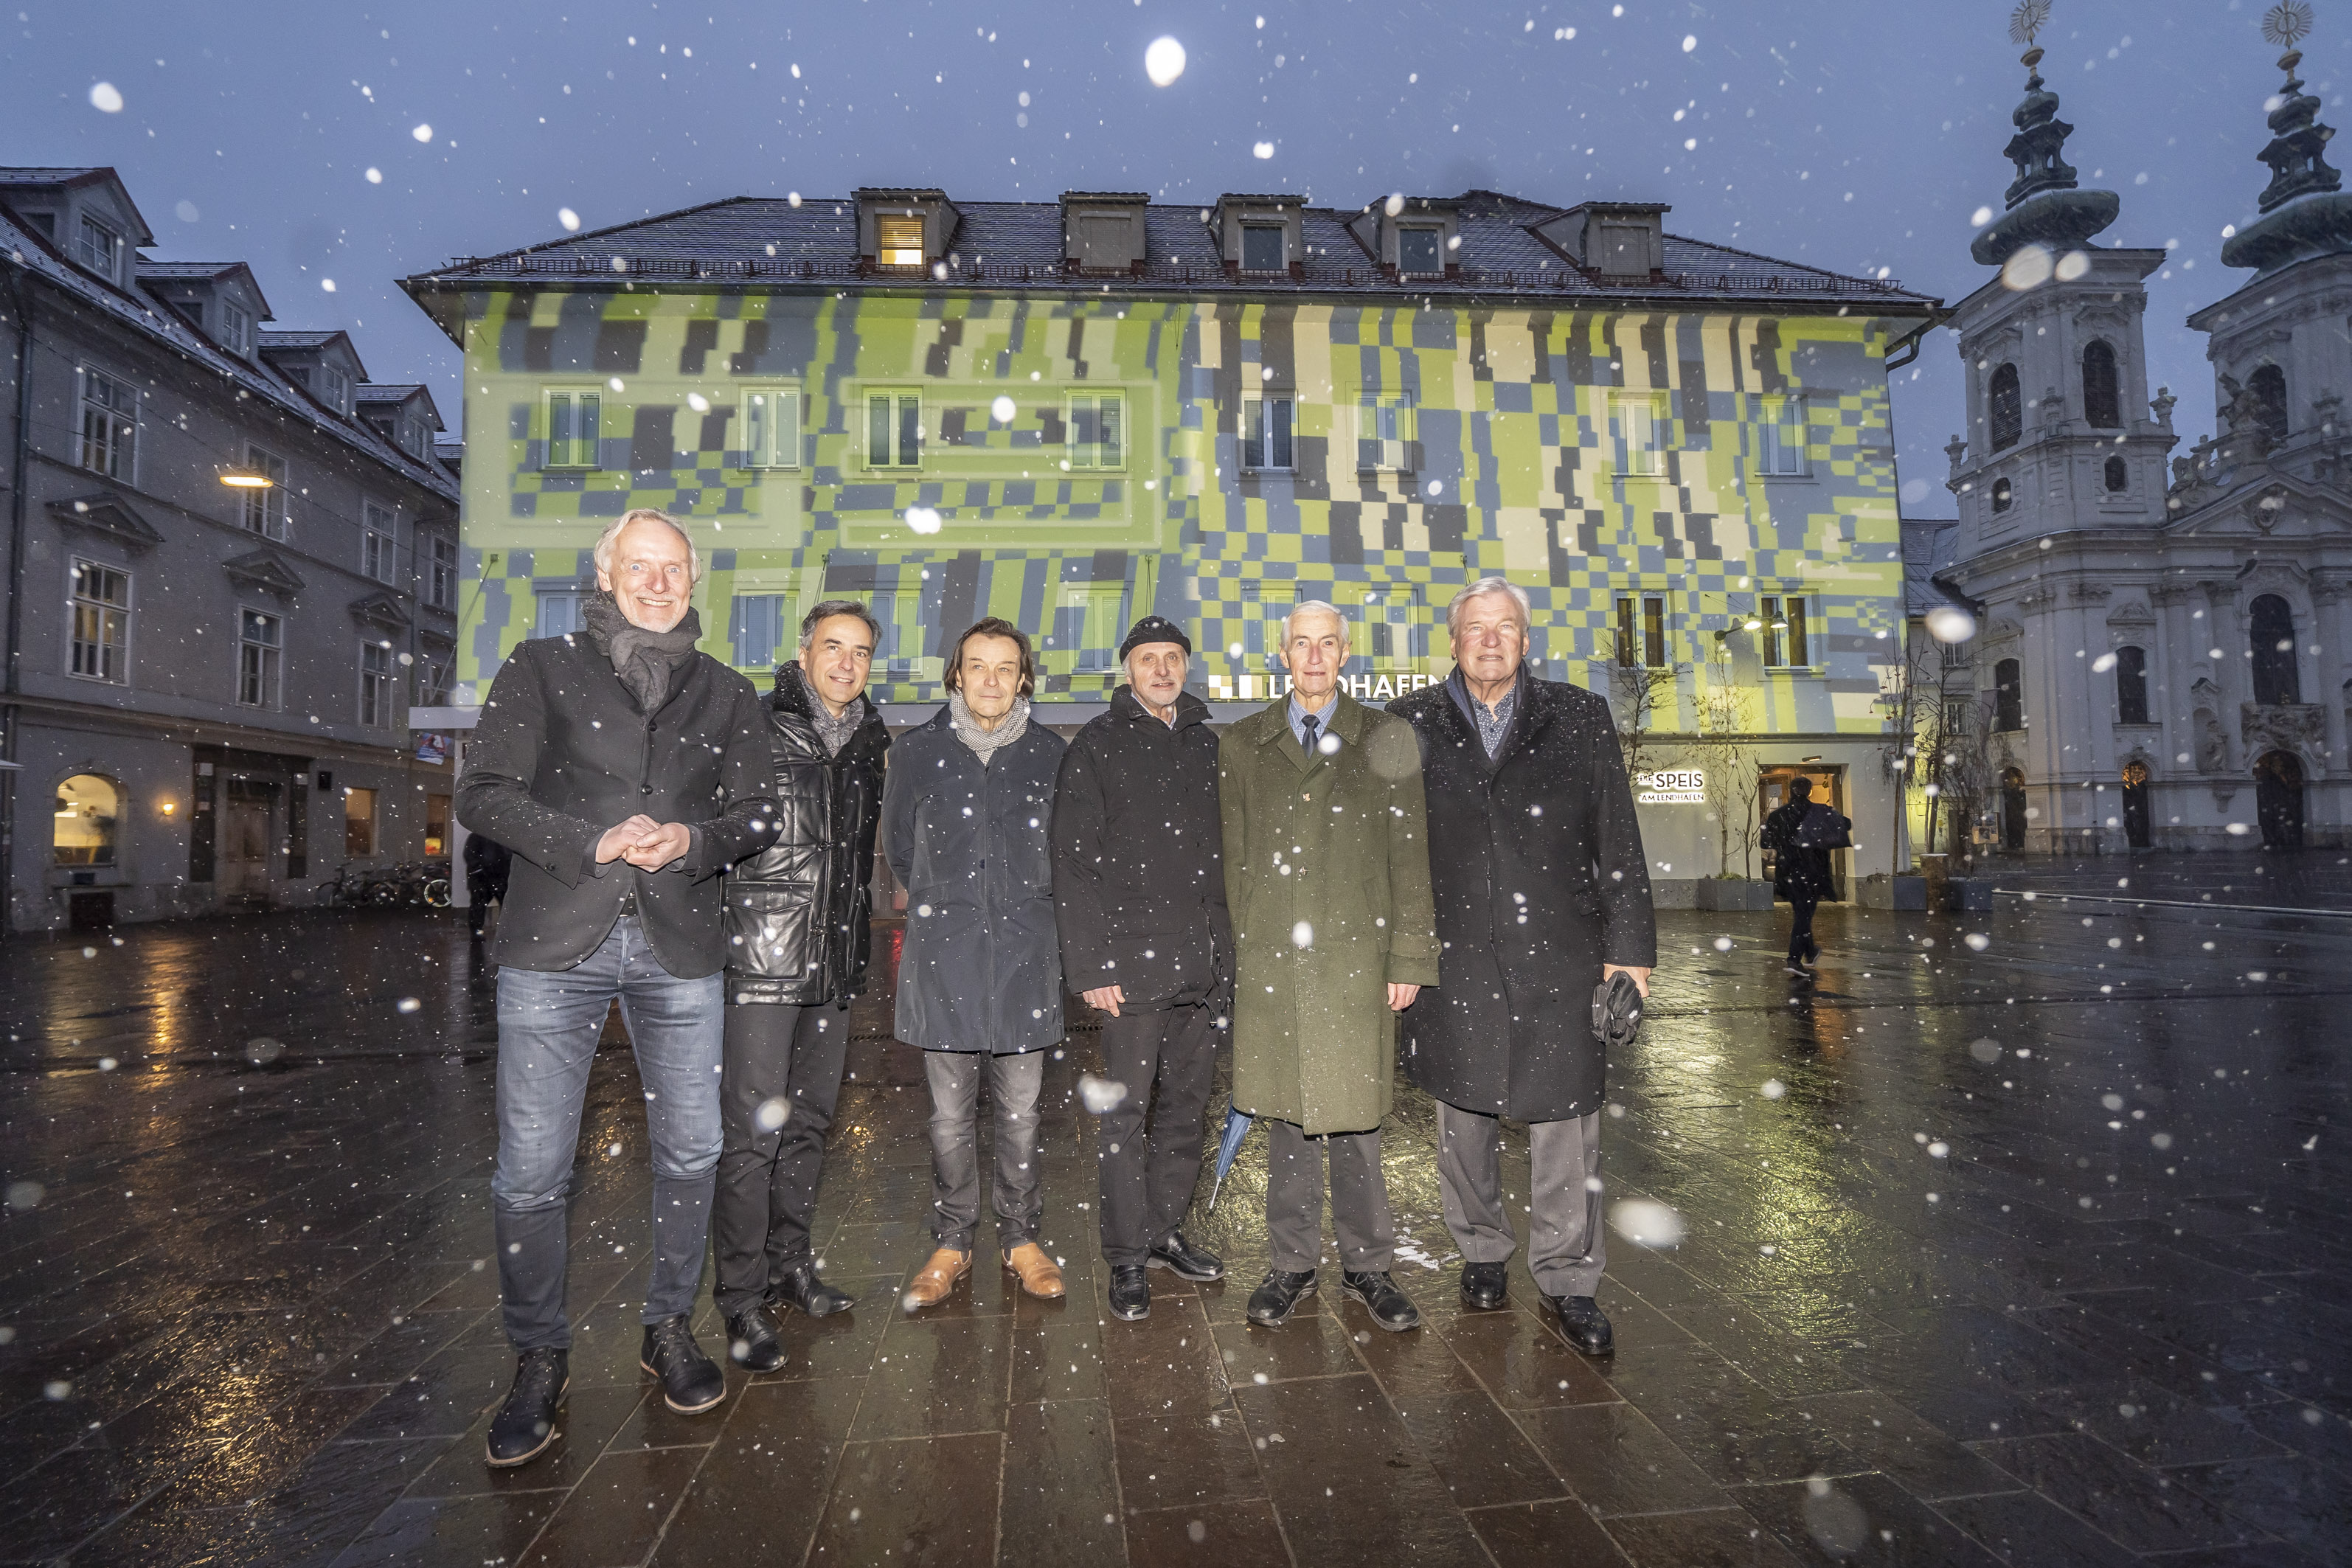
[2254,752,2306,850]
[2001,767,2028,851]
[2120,761,2151,850]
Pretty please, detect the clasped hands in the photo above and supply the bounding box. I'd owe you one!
[595,814,691,872]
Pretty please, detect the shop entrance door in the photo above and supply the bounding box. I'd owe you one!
[219,781,275,903]
[1758,764,1847,901]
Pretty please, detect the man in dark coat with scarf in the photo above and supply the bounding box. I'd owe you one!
[1761,776,1847,976]
[1052,615,1232,1322]
[1388,577,1655,1356]
[711,600,892,1373]
[458,509,778,1466]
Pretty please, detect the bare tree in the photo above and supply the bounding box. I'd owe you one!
[1607,660,1682,788]
[1873,623,1940,873]
[1697,645,1761,878]
[1929,693,1998,870]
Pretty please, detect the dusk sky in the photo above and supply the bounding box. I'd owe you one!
[1,1,2307,516]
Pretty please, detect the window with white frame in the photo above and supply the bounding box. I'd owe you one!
[78,368,136,480]
[535,589,586,639]
[426,534,457,609]
[1240,223,1286,274]
[1614,397,1666,477]
[1356,398,1416,474]
[1758,395,1807,476]
[729,594,788,670]
[544,389,602,468]
[1352,587,1423,674]
[740,386,802,468]
[866,392,922,468]
[69,561,131,684]
[1066,393,1125,469]
[318,364,350,416]
[1241,395,1294,471]
[240,444,289,539]
[217,299,251,355]
[358,641,395,726]
[1760,595,1809,667]
[1395,227,1443,276]
[361,501,398,584]
[74,216,119,282]
[1052,580,1126,673]
[877,590,926,676]
[417,653,452,704]
[237,608,282,707]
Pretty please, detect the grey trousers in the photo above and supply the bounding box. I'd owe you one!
[923,1050,1046,1252]
[1264,1119,1394,1274]
[1435,1100,1605,1299]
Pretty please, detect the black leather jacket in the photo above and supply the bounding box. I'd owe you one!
[723,663,892,1005]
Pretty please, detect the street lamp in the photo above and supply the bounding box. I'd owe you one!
[218,468,272,488]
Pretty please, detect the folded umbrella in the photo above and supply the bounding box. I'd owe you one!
[1205,1103,1255,1211]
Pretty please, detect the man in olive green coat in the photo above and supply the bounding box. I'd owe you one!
[1219,600,1440,1333]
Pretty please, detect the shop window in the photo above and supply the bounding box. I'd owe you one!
[424,794,451,859]
[344,787,378,858]
[53,774,120,867]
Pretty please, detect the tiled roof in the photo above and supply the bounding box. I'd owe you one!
[0,167,114,187]
[257,329,346,348]
[135,260,247,280]
[0,209,455,502]
[402,187,1941,316]
[355,382,426,400]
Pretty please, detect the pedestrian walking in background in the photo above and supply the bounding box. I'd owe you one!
[463,831,512,941]
[457,509,778,1468]
[1389,577,1655,1356]
[711,600,892,1373]
[882,618,1070,1308]
[1052,615,1232,1322]
[1762,777,1849,977]
[1218,601,1439,1333]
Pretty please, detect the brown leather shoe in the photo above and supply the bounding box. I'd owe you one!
[903,1248,971,1308]
[1003,1242,1066,1300]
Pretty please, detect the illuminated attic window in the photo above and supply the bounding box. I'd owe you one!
[877,215,926,268]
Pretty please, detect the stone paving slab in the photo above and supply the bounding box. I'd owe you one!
[0,891,2346,1565]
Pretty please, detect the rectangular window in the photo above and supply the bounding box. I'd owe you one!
[423,794,451,860]
[878,590,926,676]
[1616,397,1665,476]
[74,215,119,281]
[1759,396,1808,476]
[1356,399,1416,473]
[78,368,136,480]
[417,656,452,704]
[240,445,289,539]
[877,215,926,267]
[1617,595,1668,667]
[1241,223,1286,274]
[545,389,603,468]
[1760,595,1808,667]
[344,787,378,858]
[535,590,585,639]
[358,641,395,726]
[1353,588,1421,673]
[69,561,131,684]
[1053,581,1127,673]
[361,501,397,584]
[237,609,282,708]
[740,386,802,468]
[318,364,350,416]
[1066,393,1125,469]
[217,300,250,355]
[1395,226,1443,276]
[866,392,921,468]
[1645,595,1667,668]
[426,535,457,609]
[1241,395,1294,471]
[730,594,788,670]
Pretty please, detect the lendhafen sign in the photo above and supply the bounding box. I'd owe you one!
[1637,768,1706,805]
[1229,672,1444,703]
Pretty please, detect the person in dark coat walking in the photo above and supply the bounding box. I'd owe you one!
[1052,615,1232,1322]
[1388,577,1656,1355]
[711,600,892,1371]
[1761,777,1847,976]
[464,831,512,939]
[881,618,1069,1308]
[457,509,779,1467]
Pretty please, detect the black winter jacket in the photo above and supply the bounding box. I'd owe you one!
[1050,686,1232,1013]
[1763,802,1847,901]
[457,632,780,978]
[724,664,892,1006]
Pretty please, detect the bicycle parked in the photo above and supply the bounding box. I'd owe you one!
[315,861,451,908]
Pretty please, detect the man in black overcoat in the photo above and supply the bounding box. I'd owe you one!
[1051,616,1232,1323]
[1388,577,1656,1355]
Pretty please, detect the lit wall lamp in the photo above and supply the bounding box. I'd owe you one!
[218,468,273,489]
[1741,618,1763,631]
[1769,619,1789,631]
[158,799,177,816]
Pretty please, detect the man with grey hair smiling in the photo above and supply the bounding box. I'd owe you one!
[1388,576,1654,1356]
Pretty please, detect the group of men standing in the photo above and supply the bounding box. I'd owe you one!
[457,507,1655,1470]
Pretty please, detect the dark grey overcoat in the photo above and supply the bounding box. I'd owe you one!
[1387,673,1657,1121]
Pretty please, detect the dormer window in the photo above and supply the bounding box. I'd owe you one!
[1396,226,1443,277]
[1241,223,1286,274]
[319,364,350,416]
[74,216,120,282]
[877,215,926,268]
[217,301,251,356]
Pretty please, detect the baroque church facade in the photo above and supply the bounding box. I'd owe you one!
[1929,27,2352,855]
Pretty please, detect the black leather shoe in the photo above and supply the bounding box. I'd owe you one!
[1245,1269,1317,1327]
[639,1315,726,1415]
[1341,1270,1422,1333]
[726,1305,785,1374]
[1109,1264,1151,1321]
[1460,1260,1508,1311]
[771,1260,853,1319]
[1553,1294,1614,1356]
[485,1347,567,1468]
[1148,1229,1225,1282]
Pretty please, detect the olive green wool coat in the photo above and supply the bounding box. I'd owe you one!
[1219,693,1440,1135]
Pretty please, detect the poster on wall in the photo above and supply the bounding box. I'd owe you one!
[414,732,450,766]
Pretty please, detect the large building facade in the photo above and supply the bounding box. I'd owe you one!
[1,167,462,932]
[404,186,1939,896]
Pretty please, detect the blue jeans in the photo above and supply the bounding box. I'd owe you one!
[493,916,724,1350]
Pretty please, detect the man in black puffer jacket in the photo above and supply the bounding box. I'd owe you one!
[712,601,892,1369]
[1052,616,1233,1323]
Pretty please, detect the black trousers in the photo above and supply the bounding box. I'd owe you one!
[712,1002,849,1317]
[1787,895,1820,961]
[1095,1003,1218,1266]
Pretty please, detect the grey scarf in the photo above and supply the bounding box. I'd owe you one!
[809,693,866,757]
[582,592,703,713]
[948,690,1029,766]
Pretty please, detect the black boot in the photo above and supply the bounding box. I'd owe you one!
[485,1347,567,1468]
[772,1260,853,1318]
[1245,1269,1317,1327]
[1108,1264,1151,1321]
[640,1314,726,1414]
[1459,1260,1508,1310]
[1147,1229,1225,1282]
[1341,1270,1422,1333]
[726,1305,785,1374]
[1552,1294,1614,1356]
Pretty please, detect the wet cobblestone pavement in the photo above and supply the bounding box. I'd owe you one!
[1,886,2348,1567]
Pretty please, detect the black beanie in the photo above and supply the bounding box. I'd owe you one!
[1117,614,1192,660]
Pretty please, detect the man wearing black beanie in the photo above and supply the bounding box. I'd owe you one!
[1050,614,1232,1320]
